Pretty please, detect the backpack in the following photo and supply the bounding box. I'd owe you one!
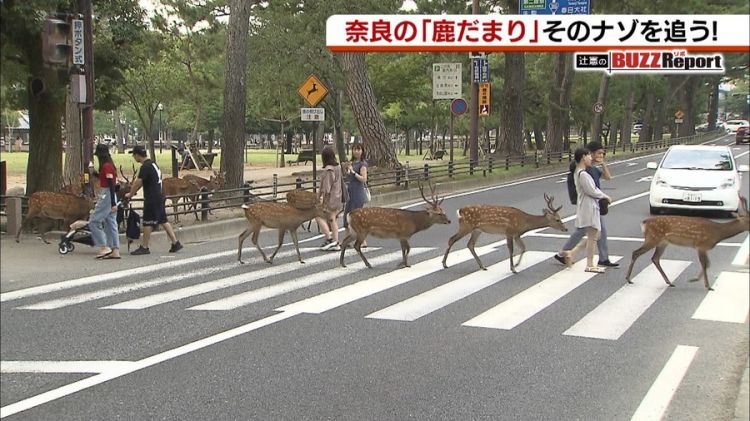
[567,171,578,205]
[340,168,350,204]
[126,209,141,242]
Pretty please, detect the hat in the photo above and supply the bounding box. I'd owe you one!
[130,145,147,157]
[94,144,109,157]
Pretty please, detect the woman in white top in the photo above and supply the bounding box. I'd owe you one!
[564,147,612,273]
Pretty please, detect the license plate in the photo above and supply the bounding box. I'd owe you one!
[683,193,702,202]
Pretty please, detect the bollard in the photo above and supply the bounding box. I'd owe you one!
[521,155,525,167]
[395,165,402,186]
[488,157,493,174]
[469,161,474,176]
[243,181,254,204]
[200,187,209,222]
[404,162,410,190]
[273,174,278,199]
[423,163,429,180]
[535,152,539,168]
[295,177,302,190]
[6,196,22,236]
[448,161,454,178]
[505,155,510,171]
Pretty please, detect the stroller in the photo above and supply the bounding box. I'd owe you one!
[57,204,141,255]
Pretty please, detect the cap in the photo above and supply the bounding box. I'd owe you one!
[94,143,109,157]
[130,145,147,157]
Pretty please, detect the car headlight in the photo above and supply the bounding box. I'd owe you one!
[720,178,736,189]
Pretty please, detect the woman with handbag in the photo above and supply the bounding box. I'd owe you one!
[343,143,369,246]
[563,147,612,273]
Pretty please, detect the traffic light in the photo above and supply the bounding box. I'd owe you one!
[42,18,71,66]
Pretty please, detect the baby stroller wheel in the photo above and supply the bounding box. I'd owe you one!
[59,244,70,254]
[68,243,75,252]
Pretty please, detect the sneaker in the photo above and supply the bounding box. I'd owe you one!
[130,246,150,255]
[598,260,620,268]
[169,241,183,253]
[320,238,335,250]
[553,254,567,265]
[328,243,341,251]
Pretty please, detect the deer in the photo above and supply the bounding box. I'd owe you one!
[339,181,451,269]
[161,177,201,223]
[442,193,567,273]
[182,171,226,215]
[15,191,95,244]
[60,176,82,196]
[238,200,328,264]
[625,196,749,291]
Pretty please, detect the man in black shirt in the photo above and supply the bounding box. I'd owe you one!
[125,146,182,255]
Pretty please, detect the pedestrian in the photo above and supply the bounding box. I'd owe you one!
[342,143,369,247]
[124,145,182,255]
[561,147,612,273]
[554,141,618,267]
[317,146,344,251]
[89,144,121,259]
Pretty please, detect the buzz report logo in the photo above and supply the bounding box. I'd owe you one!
[574,51,725,75]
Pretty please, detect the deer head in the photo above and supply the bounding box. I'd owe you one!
[118,164,137,204]
[418,180,451,225]
[208,171,227,190]
[542,193,566,231]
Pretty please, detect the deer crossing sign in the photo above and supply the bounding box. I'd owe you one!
[297,74,329,107]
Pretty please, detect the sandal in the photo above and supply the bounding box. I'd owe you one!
[585,266,606,273]
[95,249,113,259]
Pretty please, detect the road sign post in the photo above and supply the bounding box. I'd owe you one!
[297,75,330,189]
[432,63,462,100]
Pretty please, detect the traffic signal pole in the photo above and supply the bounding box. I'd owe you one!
[80,0,94,191]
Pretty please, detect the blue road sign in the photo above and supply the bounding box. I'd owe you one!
[519,0,591,15]
[472,59,490,83]
[451,98,468,116]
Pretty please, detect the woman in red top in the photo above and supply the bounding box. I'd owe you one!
[90,144,121,258]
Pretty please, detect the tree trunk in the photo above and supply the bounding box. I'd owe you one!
[707,79,719,131]
[113,108,126,153]
[545,53,574,153]
[622,82,636,147]
[64,93,83,188]
[677,76,698,137]
[26,52,65,194]
[591,74,610,143]
[497,52,525,156]
[333,90,347,162]
[207,128,214,153]
[221,0,252,188]
[640,92,656,143]
[611,121,619,148]
[533,124,544,150]
[337,52,398,168]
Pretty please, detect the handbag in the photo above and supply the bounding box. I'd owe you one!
[598,198,609,215]
[363,183,371,203]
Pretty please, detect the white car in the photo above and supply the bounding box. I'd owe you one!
[647,145,749,214]
[725,119,750,133]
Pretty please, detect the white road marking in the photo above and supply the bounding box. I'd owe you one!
[526,232,743,247]
[0,361,134,374]
[636,176,653,183]
[0,311,296,418]
[100,250,379,310]
[734,150,749,159]
[692,271,750,323]
[630,345,699,421]
[627,162,639,167]
[563,260,691,340]
[463,256,622,330]
[366,252,553,322]
[189,248,430,311]
[0,247,318,303]
[732,235,749,267]
[15,248,317,310]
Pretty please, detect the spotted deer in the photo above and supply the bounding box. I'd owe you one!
[161,177,201,223]
[442,194,567,273]
[625,196,749,291]
[117,164,137,204]
[182,171,226,215]
[339,181,451,268]
[15,191,95,243]
[238,201,327,264]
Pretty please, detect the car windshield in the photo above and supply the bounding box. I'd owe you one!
[661,149,733,171]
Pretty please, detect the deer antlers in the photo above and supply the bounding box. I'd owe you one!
[418,180,443,208]
[544,193,562,213]
[119,164,137,184]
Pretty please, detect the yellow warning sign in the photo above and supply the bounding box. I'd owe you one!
[675,110,684,119]
[479,82,491,116]
[297,75,329,107]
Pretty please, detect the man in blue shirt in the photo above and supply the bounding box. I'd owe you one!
[554,141,618,267]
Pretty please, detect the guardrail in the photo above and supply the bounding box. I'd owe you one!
[0,130,723,229]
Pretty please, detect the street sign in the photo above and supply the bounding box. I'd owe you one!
[479,82,491,116]
[297,75,329,107]
[72,19,84,65]
[593,102,604,114]
[675,118,684,124]
[301,108,325,121]
[451,98,468,116]
[472,58,490,83]
[520,0,591,15]
[675,110,685,119]
[432,63,462,100]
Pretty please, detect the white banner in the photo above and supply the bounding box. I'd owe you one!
[326,15,749,52]
[301,108,325,121]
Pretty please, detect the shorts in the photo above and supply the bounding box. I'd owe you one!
[142,200,168,227]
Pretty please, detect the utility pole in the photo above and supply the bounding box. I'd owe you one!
[79,0,94,189]
[469,0,479,165]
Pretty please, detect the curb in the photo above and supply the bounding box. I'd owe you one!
[734,359,749,421]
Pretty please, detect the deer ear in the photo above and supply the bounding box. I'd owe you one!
[542,208,549,215]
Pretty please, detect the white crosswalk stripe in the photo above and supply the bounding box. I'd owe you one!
[563,260,691,340]
[462,256,622,330]
[367,252,553,322]
[189,248,430,311]
[692,271,750,323]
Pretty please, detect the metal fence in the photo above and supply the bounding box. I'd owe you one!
[0,130,723,223]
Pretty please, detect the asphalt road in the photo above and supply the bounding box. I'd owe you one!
[1,135,748,420]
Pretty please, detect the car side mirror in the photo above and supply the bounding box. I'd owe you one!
[646,162,658,170]
[738,164,749,173]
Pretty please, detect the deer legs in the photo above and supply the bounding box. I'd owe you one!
[442,224,474,269]
[288,229,305,264]
[466,230,485,270]
[237,224,270,264]
[688,251,713,291]
[398,239,412,268]
[267,229,286,264]
[626,242,676,288]
[511,236,527,270]
[339,232,372,268]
